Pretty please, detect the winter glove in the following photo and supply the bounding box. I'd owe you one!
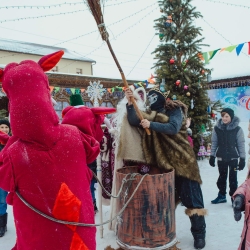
[238,158,245,171]
[209,156,215,167]
[233,194,245,222]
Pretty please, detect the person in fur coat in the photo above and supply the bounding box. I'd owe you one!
[209,108,246,205]
[0,51,100,250]
[232,120,250,250]
[125,87,207,250]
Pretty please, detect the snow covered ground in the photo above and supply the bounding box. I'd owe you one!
[1,122,249,250]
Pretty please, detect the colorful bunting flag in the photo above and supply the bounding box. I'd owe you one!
[54,87,60,92]
[236,43,245,56]
[202,52,209,64]
[225,45,237,52]
[49,86,54,93]
[209,49,220,60]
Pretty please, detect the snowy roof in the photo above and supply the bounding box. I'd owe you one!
[0,38,95,63]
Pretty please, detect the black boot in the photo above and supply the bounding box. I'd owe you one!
[186,209,206,249]
[0,213,7,237]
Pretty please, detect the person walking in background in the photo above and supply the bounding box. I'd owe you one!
[0,119,11,237]
[232,119,250,250]
[209,108,245,204]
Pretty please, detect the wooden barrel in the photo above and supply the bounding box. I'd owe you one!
[116,166,177,250]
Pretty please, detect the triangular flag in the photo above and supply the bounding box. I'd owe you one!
[236,43,245,56]
[209,49,220,60]
[225,45,237,52]
[202,52,209,64]
[1,88,5,93]
[54,87,60,92]
[70,88,75,94]
[49,86,54,93]
[80,88,85,93]
[220,48,225,53]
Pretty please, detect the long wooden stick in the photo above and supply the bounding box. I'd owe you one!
[85,0,150,135]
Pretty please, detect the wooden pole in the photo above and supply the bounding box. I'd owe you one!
[105,40,151,135]
[96,153,104,238]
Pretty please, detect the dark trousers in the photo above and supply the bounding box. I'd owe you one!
[175,176,204,208]
[217,159,238,196]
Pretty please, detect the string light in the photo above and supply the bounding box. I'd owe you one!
[200,0,250,9]
[126,34,156,77]
[55,7,158,74]
[0,2,84,10]
[0,9,88,23]
[201,17,250,59]
[0,2,157,60]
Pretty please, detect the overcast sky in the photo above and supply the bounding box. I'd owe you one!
[0,0,249,81]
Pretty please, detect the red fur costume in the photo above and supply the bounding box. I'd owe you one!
[0,51,100,250]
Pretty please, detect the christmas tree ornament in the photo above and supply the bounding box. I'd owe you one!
[175,39,180,44]
[165,15,172,27]
[175,80,181,86]
[160,8,164,13]
[190,98,194,109]
[207,73,212,82]
[184,85,188,90]
[159,33,164,41]
[201,69,205,74]
[207,105,211,113]
[172,95,177,100]
[186,92,190,96]
[170,58,175,64]
[160,78,166,92]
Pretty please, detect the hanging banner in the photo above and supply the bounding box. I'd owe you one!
[207,86,250,121]
[200,41,249,64]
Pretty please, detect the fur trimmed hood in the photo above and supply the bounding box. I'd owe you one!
[216,116,240,130]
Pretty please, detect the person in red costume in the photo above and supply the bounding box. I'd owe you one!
[0,51,100,250]
[61,99,116,214]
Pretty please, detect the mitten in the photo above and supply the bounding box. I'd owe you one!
[233,194,245,221]
[238,158,245,171]
[209,156,215,167]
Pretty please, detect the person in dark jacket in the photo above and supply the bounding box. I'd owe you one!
[125,87,207,250]
[0,119,11,237]
[209,108,245,204]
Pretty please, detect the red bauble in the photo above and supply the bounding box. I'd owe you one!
[175,80,181,86]
[201,69,205,74]
[211,113,215,118]
[170,58,175,64]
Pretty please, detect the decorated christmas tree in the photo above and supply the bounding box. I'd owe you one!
[153,0,212,154]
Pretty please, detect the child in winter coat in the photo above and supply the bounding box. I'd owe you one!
[0,119,10,237]
[209,108,245,204]
[232,120,250,250]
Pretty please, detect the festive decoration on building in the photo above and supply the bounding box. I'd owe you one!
[199,41,250,64]
[184,85,188,90]
[86,81,106,107]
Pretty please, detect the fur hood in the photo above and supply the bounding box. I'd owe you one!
[216,116,240,130]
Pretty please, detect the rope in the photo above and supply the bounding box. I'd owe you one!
[91,170,136,198]
[15,173,148,227]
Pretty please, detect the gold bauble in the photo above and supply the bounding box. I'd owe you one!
[175,39,180,44]
[186,92,191,96]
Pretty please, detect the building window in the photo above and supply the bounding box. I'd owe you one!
[76,68,82,74]
[52,66,58,72]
